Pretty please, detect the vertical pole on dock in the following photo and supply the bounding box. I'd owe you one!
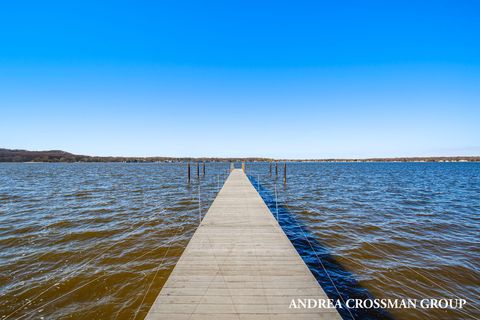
[197,162,200,178]
[269,162,272,176]
[283,162,287,184]
[275,162,278,179]
[274,182,278,221]
[203,161,205,176]
[242,162,245,172]
[198,183,201,224]
[187,162,191,182]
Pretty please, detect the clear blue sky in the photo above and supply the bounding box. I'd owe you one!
[1,1,479,158]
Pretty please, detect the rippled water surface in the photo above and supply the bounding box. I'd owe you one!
[0,163,229,319]
[1,162,479,320]
[247,162,480,320]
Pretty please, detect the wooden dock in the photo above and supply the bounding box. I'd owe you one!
[145,169,342,320]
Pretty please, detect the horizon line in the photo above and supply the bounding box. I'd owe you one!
[1,147,479,161]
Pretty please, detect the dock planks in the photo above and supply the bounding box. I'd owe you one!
[144,169,342,320]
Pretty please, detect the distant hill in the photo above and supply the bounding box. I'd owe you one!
[0,148,478,162]
[0,149,80,162]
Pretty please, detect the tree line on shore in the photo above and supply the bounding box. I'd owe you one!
[0,148,270,163]
[1,148,478,163]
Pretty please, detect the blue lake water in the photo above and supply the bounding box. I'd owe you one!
[0,162,479,319]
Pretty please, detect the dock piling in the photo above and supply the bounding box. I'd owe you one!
[274,182,278,220]
[187,162,191,182]
[198,183,201,224]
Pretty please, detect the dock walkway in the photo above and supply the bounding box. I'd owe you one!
[145,169,341,320]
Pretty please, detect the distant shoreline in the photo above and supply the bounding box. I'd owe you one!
[1,148,479,163]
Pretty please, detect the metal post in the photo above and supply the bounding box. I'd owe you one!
[197,162,200,178]
[203,161,206,175]
[269,162,272,176]
[187,162,191,182]
[275,162,278,178]
[198,183,201,224]
[274,182,278,221]
[283,162,287,184]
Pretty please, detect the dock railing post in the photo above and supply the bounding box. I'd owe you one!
[242,162,245,172]
[283,162,287,184]
[187,162,191,182]
[275,162,278,179]
[197,162,200,178]
[274,182,278,220]
[198,183,201,224]
[269,162,272,176]
[203,161,205,176]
